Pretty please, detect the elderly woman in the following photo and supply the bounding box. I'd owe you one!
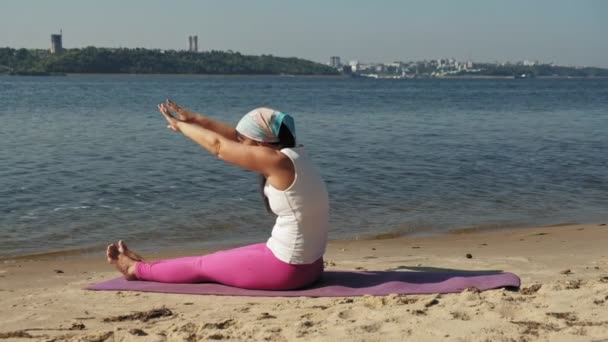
[106,100,329,290]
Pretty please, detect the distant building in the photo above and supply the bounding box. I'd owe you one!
[188,35,199,52]
[330,56,341,68]
[51,30,63,54]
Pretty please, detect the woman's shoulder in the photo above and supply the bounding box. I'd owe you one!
[280,146,307,159]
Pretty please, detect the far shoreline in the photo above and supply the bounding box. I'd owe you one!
[3,73,607,80]
[53,73,346,78]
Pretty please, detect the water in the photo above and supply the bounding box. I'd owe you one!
[1,75,607,258]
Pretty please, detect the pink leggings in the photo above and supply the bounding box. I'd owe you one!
[134,243,324,290]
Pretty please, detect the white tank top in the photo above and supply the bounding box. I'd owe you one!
[265,147,330,264]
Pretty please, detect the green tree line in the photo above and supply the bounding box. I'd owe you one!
[0,47,340,75]
[460,63,608,77]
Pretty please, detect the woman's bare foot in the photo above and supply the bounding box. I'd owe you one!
[117,240,144,262]
[106,241,138,280]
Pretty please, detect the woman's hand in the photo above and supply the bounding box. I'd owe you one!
[165,99,196,122]
[158,103,182,132]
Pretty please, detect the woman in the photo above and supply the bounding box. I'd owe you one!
[106,100,330,290]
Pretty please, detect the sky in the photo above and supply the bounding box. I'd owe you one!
[1,0,607,67]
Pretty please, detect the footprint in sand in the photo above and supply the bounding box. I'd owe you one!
[359,322,381,333]
[450,311,471,320]
[337,310,352,319]
[296,320,317,337]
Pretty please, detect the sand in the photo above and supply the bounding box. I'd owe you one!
[1,223,607,341]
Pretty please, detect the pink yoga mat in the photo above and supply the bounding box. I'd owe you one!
[87,271,520,297]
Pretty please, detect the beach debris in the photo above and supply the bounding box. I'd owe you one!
[128,328,148,336]
[202,319,234,330]
[257,312,276,320]
[85,331,114,341]
[412,246,421,249]
[53,269,64,274]
[183,302,194,305]
[560,269,572,275]
[450,311,470,320]
[520,284,542,295]
[296,320,316,337]
[599,223,606,226]
[510,321,560,335]
[300,320,314,328]
[424,297,440,308]
[300,312,313,319]
[371,247,376,250]
[600,276,608,283]
[0,330,34,339]
[103,307,173,322]
[527,232,548,237]
[411,309,427,316]
[361,323,382,333]
[465,253,473,259]
[546,312,578,322]
[394,296,418,305]
[565,279,582,290]
[207,333,226,340]
[69,322,86,330]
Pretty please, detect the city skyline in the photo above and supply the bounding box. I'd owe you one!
[1,0,607,68]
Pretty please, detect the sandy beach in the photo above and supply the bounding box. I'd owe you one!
[1,223,607,341]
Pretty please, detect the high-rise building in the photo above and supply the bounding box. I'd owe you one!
[188,35,199,52]
[51,30,63,54]
[330,56,341,68]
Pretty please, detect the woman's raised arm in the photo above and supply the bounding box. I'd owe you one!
[159,103,290,177]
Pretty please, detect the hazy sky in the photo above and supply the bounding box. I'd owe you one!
[2,0,607,67]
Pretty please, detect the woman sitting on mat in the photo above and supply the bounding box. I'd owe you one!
[106,100,330,290]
